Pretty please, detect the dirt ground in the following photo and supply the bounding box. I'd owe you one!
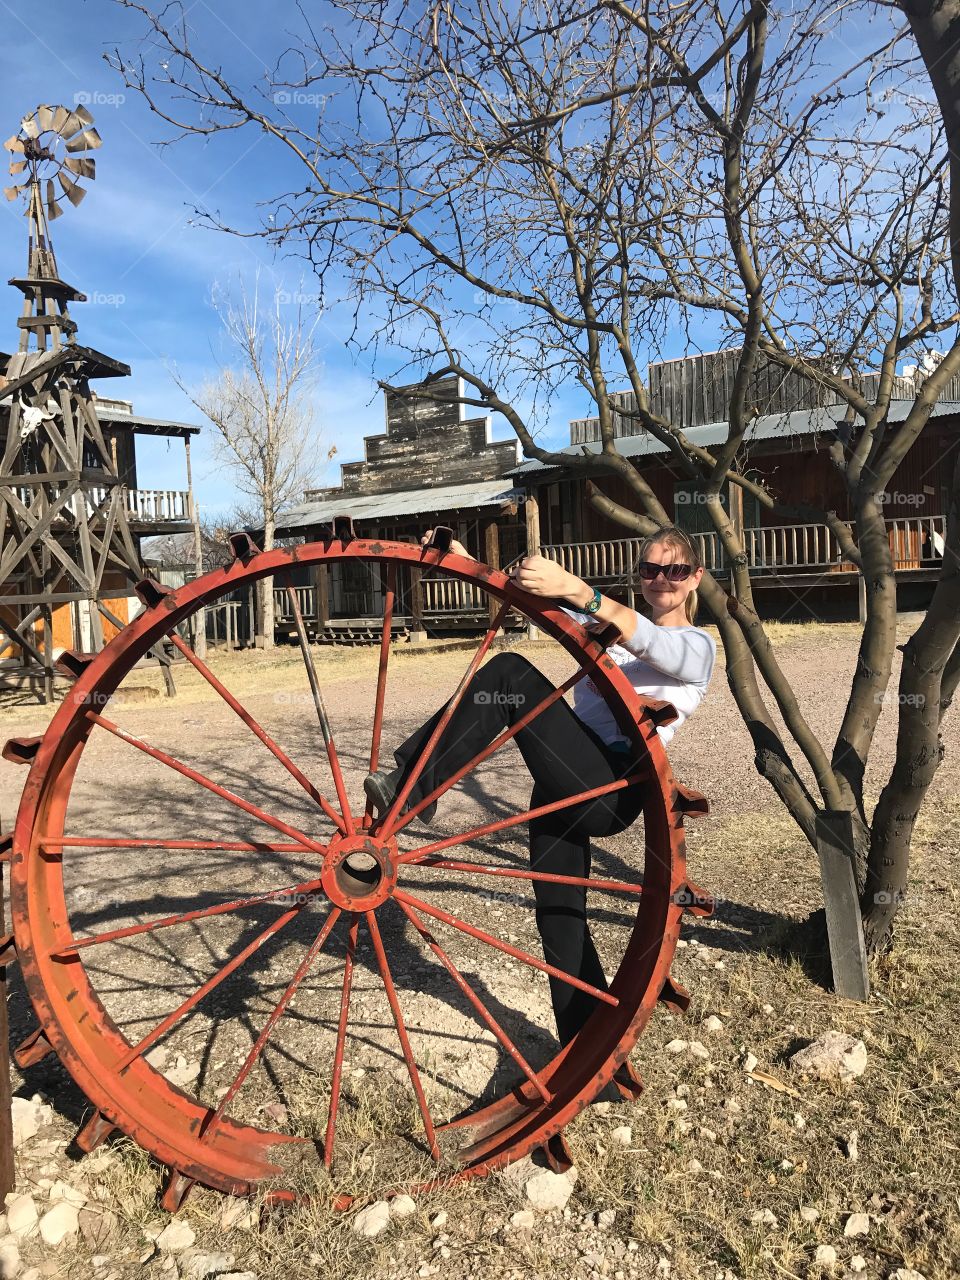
[0,616,958,1280]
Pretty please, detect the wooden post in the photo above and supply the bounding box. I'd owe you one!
[314,563,330,631]
[409,564,425,643]
[814,810,870,1001]
[524,492,540,555]
[485,520,500,628]
[0,816,15,1202]
[184,435,206,659]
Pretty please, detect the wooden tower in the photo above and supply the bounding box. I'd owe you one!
[0,104,152,702]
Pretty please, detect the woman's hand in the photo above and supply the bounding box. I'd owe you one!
[421,528,471,558]
[509,553,585,601]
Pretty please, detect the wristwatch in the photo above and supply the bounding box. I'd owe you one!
[584,585,603,614]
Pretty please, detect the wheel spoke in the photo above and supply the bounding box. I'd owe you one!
[363,563,397,829]
[397,772,646,865]
[167,632,347,833]
[323,913,359,1168]
[365,909,440,1159]
[379,600,510,835]
[44,837,312,853]
[404,857,647,897]
[389,668,588,835]
[394,889,618,1008]
[51,877,323,957]
[200,906,342,1143]
[286,586,356,834]
[399,899,549,1103]
[87,711,330,856]
[116,904,304,1071]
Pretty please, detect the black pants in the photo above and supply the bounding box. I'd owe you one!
[393,652,645,1045]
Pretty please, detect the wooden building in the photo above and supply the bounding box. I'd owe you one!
[274,376,525,639]
[517,350,960,620]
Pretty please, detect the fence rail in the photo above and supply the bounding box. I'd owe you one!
[538,515,947,583]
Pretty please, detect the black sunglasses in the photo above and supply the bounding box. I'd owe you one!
[636,560,693,583]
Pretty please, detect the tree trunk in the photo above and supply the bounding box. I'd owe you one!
[863,456,960,950]
[261,510,275,651]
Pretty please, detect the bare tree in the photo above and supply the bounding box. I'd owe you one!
[112,0,960,950]
[176,280,322,648]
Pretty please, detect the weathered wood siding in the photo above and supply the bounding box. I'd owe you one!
[570,348,942,442]
[307,375,519,500]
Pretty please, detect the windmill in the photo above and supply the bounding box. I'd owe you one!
[0,104,173,702]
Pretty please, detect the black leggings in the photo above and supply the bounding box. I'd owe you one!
[392,651,645,1045]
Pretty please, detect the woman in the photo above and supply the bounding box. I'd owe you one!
[365,525,716,1052]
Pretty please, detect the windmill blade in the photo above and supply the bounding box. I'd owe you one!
[57,110,84,140]
[4,134,25,154]
[20,112,40,140]
[64,156,96,180]
[45,178,63,220]
[73,103,94,127]
[57,171,86,208]
[51,105,70,133]
[9,159,26,175]
[36,104,55,132]
[4,184,26,201]
[66,127,102,152]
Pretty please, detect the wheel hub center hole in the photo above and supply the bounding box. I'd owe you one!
[336,849,383,897]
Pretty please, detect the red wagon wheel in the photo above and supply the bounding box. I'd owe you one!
[5,533,712,1210]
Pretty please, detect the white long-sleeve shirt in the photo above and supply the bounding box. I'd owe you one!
[561,607,716,747]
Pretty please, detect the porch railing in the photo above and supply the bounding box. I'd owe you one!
[538,514,947,582]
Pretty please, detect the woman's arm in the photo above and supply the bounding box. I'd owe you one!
[510,555,641,642]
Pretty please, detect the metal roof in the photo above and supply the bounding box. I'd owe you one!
[96,411,201,437]
[508,399,960,476]
[277,477,524,532]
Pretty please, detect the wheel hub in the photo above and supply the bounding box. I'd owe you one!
[321,832,398,910]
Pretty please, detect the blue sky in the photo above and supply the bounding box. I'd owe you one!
[0,1,573,521]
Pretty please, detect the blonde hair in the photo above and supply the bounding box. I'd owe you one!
[636,526,703,624]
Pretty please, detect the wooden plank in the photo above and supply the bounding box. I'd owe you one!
[814,811,870,1001]
[0,819,14,1203]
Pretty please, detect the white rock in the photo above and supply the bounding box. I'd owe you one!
[508,1210,536,1231]
[743,1053,759,1074]
[761,1003,774,1015]
[789,1032,867,1083]
[352,1201,391,1238]
[799,1206,820,1223]
[611,1126,632,1147]
[156,1218,196,1252]
[846,1130,859,1162]
[699,1127,717,1143]
[665,1039,688,1054]
[689,1041,711,1061]
[596,1209,616,1229]
[11,1098,45,1148]
[165,1055,201,1088]
[666,1098,688,1113]
[687,1159,704,1174]
[703,1016,724,1034]
[145,1046,169,1069]
[849,1258,867,1273]
[889,1270,927,1280]
[38,1200,79,1246]
[749,1209,777,1227]
[525,1167,578,1212]
[184,1252,236,1278]
[844,1212,870,1238]
[0,1242,19,1280]
[430,1211,447,1230]
[592,1101,612,1116]
[5,1196,38,1240]
[47,1180,86,1208]
[390,1195,417,1220]
[813,1244,837,1268]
